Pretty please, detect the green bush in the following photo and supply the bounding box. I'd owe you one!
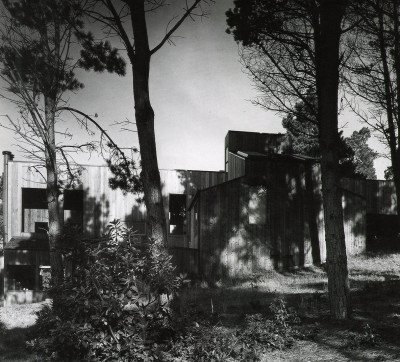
[28,219,183,361]
[165,298,303,361]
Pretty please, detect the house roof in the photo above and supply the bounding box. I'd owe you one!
[4,236,49,251]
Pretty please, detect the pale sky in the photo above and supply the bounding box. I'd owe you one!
[0,0,390,178]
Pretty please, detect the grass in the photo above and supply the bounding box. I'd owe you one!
[176,253,400,361]
[0,302,48,361]
[2,253,400,361]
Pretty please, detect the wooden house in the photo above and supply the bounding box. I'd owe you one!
[0,151,225,305]
[0,130,397,304]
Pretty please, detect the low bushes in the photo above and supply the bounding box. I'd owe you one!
[27,220,306,361]
[164,299,304,361]
[28,220,183,361]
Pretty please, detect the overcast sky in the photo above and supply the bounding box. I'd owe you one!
[0,0,390,178]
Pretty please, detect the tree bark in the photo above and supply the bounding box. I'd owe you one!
[44,95,64,298]
[130,0,168,246]
[390,2,400,227]
[316,0,351,319]
[305,163,321,265]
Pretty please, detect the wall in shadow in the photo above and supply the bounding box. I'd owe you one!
[341,178,398,253]
[192,157,318,282]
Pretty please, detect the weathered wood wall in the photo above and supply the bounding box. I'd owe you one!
[194,174,309,280]
[5,161,226,248]
[312,175,368,260]
[169,247,199,276]
[341,178,397,215]
[227,152,245,181]
[342,190,367,255]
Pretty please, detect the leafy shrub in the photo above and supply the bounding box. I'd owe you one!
[241,299,302,353]
[165,298,303,361]
[347,323,380,349]
[28,219,183,361]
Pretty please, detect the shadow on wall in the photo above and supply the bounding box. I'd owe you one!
[82,187,149,242]
[366,181,399,252]
[192,158,322,282]
[342,179,399,254]
[342,188,367,256]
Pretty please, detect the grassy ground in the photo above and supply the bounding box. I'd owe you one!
[2,253,400,361]
[177,253,400,361]
[0,302,47,361]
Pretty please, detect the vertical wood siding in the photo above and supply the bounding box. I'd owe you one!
[5,162,225,251]
[196,174,308,281]
[227,153,246,180]
[341,178,397,215]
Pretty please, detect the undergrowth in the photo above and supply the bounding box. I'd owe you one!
[27,220,184,361]
[164,298,305,361]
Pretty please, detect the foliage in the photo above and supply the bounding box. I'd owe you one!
[384,166,393,180]
[28,220,183,361]
[344,128,377,179]
[282,96,377,179]
[281,92,320,158]
[346,324,380,349]
[165,298,303,361]
[105,142,142,195]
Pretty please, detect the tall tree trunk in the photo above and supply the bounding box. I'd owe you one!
[305,163,321,264]
[390,2,400,228]
[392,155,400,228]
[316,0,352,319]
[130,0,168,246]
[44,95,64,299]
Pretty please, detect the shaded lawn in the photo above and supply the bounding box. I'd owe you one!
[2,253,400,361]
[178,253,400,361]
[0,302,45,362]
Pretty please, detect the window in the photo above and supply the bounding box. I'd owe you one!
[7,265,36,290]
[22,188,47,233]
[63,189,84,229]
[169,194,186,235]
[248,186,267,225]
[35,222,48,234]
[22,188,84,232]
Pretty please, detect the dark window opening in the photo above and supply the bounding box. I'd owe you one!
[7,265,36,290]
[22,188,47,209]
[366,214,400,252]
[169,194,186,235]
[22,188,47,233]
[22,188,84,232]
[35,222,48,234]
[64,189,84,229]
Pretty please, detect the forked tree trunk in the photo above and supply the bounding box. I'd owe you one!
[316,0,351,319]
[44,96,64,297]
[130,0,168,246]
